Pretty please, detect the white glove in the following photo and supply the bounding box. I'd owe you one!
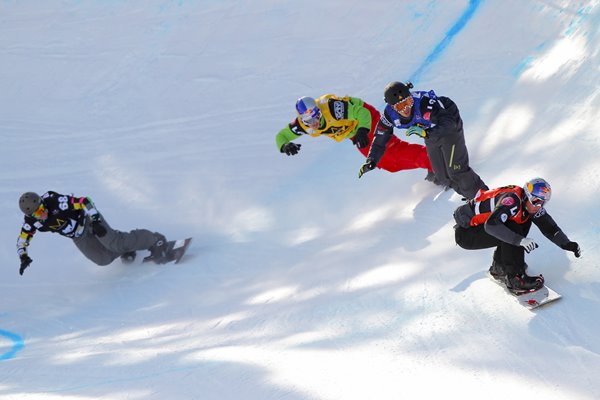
[520,237,538,253]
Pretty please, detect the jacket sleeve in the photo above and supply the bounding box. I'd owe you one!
[16,218,37,257]
[532,208,571,247]
[347,97,372,138]
[426,97,461,138]
[275,123,303,151]
[483,194,525,246]
[366,107,394,164]
[71,195,100,218]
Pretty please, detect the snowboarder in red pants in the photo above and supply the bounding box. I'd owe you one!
[276,94,435,179]
[356,102,432,173]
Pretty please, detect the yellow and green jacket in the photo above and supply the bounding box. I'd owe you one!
[275,95,372,151]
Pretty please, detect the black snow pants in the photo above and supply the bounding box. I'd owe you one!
[454,219,532,276]
[425,99,487,199]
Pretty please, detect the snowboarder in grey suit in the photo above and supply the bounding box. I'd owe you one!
[16,191,170,275]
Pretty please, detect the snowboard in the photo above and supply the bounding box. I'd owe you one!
[143,238,192,264]
[489,274,561,310]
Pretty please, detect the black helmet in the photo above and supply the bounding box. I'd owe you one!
[383,81,413,105]
[19,192,41,215]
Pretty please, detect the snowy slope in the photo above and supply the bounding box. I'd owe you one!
[1,1,600,399]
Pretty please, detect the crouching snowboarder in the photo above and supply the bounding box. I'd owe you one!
[17,191,171,275]
[453,178,581,293]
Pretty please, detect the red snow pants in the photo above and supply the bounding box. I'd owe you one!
[357,103,432,172]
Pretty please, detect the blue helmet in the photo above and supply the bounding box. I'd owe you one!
[295,96,321,126]
[524,178,551,206]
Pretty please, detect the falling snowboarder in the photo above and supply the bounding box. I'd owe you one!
[16,191,173,275]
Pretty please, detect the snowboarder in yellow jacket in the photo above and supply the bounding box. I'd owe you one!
[276,94,433,175]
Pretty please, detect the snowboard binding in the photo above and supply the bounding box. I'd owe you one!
[143,238,192,264]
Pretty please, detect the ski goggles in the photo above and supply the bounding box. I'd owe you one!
[529,195,546,207]
[526,182,551,206]
[392,96,414,114]
[31,203,47,219]
[299,107,321,127]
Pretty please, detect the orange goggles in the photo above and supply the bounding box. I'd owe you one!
[31,203,47,219]
[392,96,413,113]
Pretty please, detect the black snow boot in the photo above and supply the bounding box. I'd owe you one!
[148,233,170,264]
[505,273,544,294]
[488,260,506,281]
[425,170,436,182]
[425,170,449,189]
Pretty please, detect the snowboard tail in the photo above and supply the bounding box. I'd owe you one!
[489,274,561,310]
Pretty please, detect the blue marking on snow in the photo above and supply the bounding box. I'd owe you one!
[512,42,546,78]
[409,0,484,84]
[514,4,596,78]
[565,6,591,36]
[513,56,534,78]
[0,330,24,361]
[512,42,548,78]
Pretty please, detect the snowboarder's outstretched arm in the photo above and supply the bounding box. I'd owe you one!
[17,225,35,275]
[365,108,394,166]
[17,211,43,274]
[533,208,581,257]
[276,120,304,155]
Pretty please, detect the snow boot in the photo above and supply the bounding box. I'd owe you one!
[425,170,450,189]
[148,233,170,264]
[120,251,136,264]
[425,170,436,183]
[505,273,544,294]
[488,260,506,281]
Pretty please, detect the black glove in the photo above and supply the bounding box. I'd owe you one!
[562,241,581,257]
[19,254,32,276]
[90,215,107,237]
[358,158,377,178]
[281,142,301,156]
[352,127,370,149]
